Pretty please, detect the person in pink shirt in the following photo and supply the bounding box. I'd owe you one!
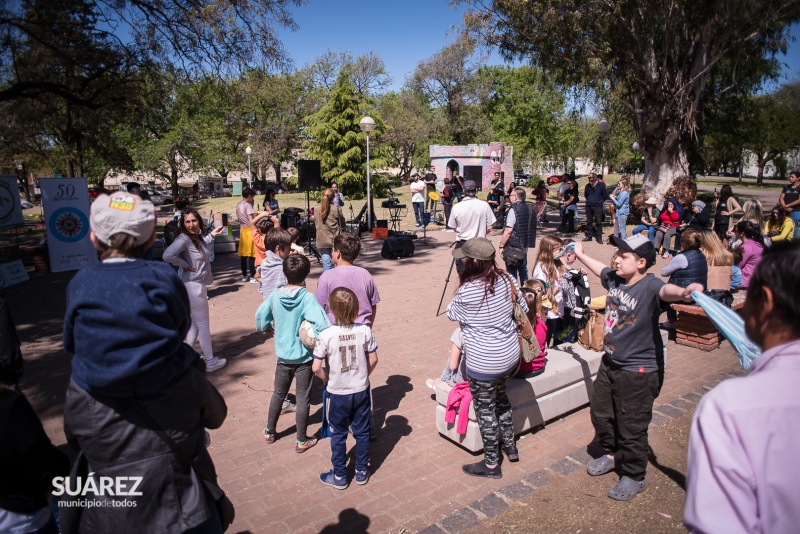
[685,241,800,533]
[733,220,765,289]
[315,233,380,327]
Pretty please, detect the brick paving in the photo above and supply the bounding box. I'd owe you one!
[5,224,743,534]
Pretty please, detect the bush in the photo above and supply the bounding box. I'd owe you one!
[283,176,298,191]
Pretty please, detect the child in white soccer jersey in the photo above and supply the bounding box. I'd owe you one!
[312,288,379,489]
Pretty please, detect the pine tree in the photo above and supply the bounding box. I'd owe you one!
[304,72,386,199]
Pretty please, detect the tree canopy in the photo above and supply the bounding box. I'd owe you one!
[461,0,800,199]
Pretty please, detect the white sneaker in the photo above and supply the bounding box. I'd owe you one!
[444,229,454,233]
[205,357,228,373]
[249,278,259,284]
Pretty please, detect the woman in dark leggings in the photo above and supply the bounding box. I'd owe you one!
[446,238,526,479]
[713,185,742,241]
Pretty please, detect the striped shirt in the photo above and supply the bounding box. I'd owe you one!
[446,275,527,380]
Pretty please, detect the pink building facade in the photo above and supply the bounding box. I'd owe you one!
[429,142,514,190]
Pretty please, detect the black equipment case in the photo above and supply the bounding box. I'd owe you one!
[380,236,415,259]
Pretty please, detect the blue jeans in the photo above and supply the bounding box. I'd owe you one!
[327,388,371,478]
[505,255,529,285]
[789,210,800,239]
[731,265,743,289]
[616,214,628,240]
[632,224,656,242]
[412,202,424,225]
[319,248,333,271]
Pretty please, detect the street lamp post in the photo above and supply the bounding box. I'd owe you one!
[359,116,376,230]
[598,118,610,178]
[245,146,252,189]
[632,142,640,190]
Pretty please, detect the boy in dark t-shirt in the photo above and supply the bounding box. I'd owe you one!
[573,234,702,501]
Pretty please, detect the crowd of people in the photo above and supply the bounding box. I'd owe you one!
[2,167,798,532]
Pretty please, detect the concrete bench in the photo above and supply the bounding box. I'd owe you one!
[672,291,746,351]
[435,333,669,452]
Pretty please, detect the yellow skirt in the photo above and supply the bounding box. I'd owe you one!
[238,226,255,257]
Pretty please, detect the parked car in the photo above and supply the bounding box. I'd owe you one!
[547,174,564,185]
[20,200,34,209]
[513,174,532,186]
[144,189,166,205]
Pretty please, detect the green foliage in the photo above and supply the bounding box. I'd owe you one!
[479,65,565,165]
[377,90,438,180]
[461,0,800,193]
[303,72,388,199]
[283,176,298,190]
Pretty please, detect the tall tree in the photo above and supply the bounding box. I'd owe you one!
[242,70,310,187]
[0,0,305,105]
[461,0,800,200]
[303,72,386,199]
[377,90,438,180]
[479,65,565,168]
[410,35,489,145]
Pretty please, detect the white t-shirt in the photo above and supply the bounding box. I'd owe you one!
[313,324,378,395]
[448,197,497,241]
[410,181,426,203]
[533,262,564,319]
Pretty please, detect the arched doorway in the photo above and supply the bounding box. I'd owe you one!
[446,159,459,180]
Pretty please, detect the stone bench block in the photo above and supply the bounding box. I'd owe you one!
[434,332,668,453]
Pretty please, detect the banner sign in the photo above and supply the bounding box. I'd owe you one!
[0,174,25,231]
[233,181,243,197]
[40,178,97,272]
[0,260,29,288]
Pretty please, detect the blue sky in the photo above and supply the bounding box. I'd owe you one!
[278,2,799,92]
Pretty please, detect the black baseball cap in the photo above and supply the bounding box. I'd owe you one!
[610,234,656,268]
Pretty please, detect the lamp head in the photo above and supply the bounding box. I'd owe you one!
[598,118,610,134]
[632,142,640,151]
[359,116,376,133]
[245,146,252,155]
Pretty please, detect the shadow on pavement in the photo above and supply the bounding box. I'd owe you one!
[319,507,370,534]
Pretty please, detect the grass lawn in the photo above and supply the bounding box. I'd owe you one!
[695,177,786,190]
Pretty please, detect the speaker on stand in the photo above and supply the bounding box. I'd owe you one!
[298,159,321,222]
[464,165,483,190]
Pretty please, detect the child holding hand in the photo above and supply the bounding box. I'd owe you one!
[313,288,379,489]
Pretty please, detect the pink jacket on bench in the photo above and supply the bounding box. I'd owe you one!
[444,382,473,435]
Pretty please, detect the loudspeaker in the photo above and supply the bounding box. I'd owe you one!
[375,219,388,229]
[297,160,321,192]
[380,236,415,259]
[464,165,483,190]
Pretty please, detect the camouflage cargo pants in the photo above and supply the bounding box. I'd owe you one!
[467,372,515,465]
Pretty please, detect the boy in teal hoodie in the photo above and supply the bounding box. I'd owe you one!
[256,254,330,452]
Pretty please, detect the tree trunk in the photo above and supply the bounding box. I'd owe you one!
[756,162,765,186]
[641,148,690,203]
[272,162,282,187]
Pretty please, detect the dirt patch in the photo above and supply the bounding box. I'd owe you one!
[466,410,694,534]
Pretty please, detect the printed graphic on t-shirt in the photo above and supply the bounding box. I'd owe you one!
[603,298,637,355]
[337,333,359,373]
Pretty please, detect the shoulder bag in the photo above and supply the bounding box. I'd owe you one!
[505,275,541,363]
[502,204,536,267]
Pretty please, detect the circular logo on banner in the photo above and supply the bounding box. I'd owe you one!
[48,207,89,243]
[0,180,18,226]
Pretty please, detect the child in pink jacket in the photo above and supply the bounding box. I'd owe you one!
[516,280,548,378]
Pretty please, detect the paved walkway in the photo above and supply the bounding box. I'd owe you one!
[7,225,743,534]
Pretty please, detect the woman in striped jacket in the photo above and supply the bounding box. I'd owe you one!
[447,237,528,479]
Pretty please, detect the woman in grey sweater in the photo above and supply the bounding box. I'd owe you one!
[163,208,227,372]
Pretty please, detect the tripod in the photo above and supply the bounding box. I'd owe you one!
[436,242,459,316]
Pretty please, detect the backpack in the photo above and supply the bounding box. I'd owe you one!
[578,309,605,352]
[163,219,178,246]
[442,185,452,200]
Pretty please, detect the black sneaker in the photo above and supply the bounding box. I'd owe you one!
[596,238,603,244]
[462,461,502,479]
[503,444,520,462]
